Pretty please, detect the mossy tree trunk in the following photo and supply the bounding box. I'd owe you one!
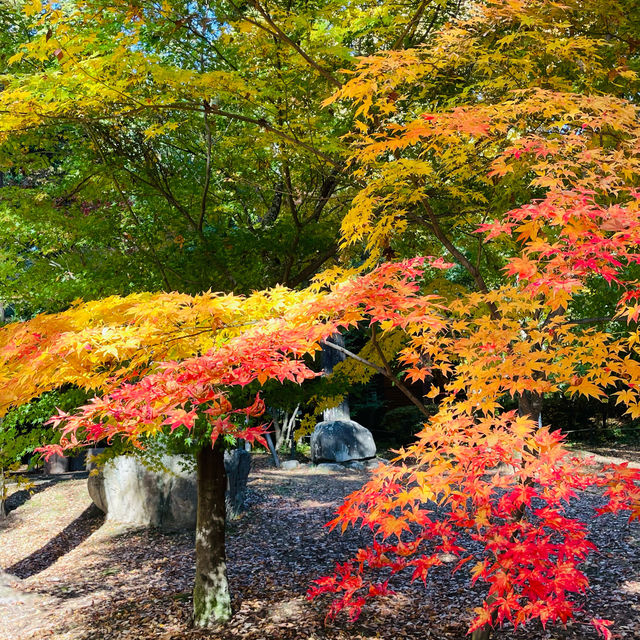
[193,441,231,627]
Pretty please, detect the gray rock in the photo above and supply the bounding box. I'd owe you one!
[85,447,106,472]
[364,458,388,470]
[68,452,87,472]
[44,454,69,475]
[88,450,251,531]
[225,449,251,519]
[88,455,196,532]
[281,459,300,470]
[310,419,376,463]
[344,460,365,471]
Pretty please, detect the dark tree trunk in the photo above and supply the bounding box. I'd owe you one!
[193,441,231,627]
[518,390,543,425]
[224,449,251,519]
[322,333,350,421]
[471,622,492,640]
[265,432,280,467]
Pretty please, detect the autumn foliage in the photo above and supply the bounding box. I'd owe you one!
[304,177,640,637]
[310,410,639,638]
[0,260,446,453]
[1,0,640,636]
[305,1,640,635]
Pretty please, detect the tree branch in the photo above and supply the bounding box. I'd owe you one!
[285,244,338,287]
[321,336,431,419]
[199,105,213,232]
[412,181,498,319]
[247,0,342,88]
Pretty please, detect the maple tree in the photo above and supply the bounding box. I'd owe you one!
[306,2,640,638]
[308,179,640,639]
[1,0,640,636]
[0,258,450,626]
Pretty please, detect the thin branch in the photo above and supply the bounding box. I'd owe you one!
[564,316,614,326]
[321,336,431,418]
[285,244,338,287]
[370,325,431,418]
[58,172,98,200]
[207,104,338,166]
[391,0,429,50]
[247,0,342,88]
[411,180,498,319]
[84,125,172,291]
[199,104,213,232]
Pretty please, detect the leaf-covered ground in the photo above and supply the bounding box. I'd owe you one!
[1,455,639,640]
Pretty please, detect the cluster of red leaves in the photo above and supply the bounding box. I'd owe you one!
[309,410,640,638]
[479,189,640,309]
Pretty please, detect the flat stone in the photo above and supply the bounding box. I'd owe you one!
[344,460,365,471]
[280,460,300,470]
[315,463,345,472]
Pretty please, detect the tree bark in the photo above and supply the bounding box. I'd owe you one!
[518,390,543,425]
[471,606,494,640]
[0,468,7,520]
[471,624,491,640]
[265,432,280,467]
[322,333,350,421]
[193,442,232,627]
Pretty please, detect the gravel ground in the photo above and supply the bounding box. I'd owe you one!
[0,455,638,640]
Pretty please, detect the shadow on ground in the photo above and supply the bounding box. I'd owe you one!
[5,479,59,514]
[6,503,104,579]
[5,471,90,514]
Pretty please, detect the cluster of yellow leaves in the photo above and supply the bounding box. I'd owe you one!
[337,87,640,263]
[0,285,309,414]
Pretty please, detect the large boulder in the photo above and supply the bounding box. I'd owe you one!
[224,449,251,518]
[88,450,251,531]
[311,419,376,464]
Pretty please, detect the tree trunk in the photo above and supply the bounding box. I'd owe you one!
[193,442,232,627]
[290,428,296,460]
[518,390,542,425]
[275,405,299,451]
[471,625,492,640]
[322,333,350,421]
[265,432,280,467]
[0,468,7,520]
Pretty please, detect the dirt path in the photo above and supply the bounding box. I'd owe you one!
[0,458,639,640]
[0,571,57,640]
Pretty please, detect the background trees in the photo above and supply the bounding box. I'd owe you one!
[0,0,462,313]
